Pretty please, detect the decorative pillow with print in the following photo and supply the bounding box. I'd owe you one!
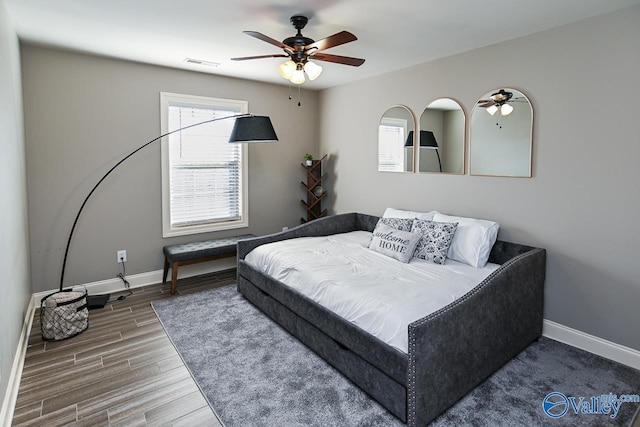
[376,217,414,232]
[411,219,458,265]
[368,223,421,263]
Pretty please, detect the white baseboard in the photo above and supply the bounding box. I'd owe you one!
[543,319,640,370]
[31,257,237,307]
[1,296,36,427]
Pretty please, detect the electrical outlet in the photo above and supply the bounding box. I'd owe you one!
[117,250,127,263]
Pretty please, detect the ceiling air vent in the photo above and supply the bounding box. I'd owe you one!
[184,58,220,67]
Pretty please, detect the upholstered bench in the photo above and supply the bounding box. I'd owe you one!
[163,234,255,294]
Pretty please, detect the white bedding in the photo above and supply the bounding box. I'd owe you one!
[244,231,499,353]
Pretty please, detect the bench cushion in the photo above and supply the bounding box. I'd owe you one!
[163,234,255,262]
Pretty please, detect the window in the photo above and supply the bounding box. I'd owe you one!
[378,117,408,172]
[160,93,248,237]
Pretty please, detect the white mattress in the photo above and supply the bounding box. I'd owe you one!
[244,231,499,353]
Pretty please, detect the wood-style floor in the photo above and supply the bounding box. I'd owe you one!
[12,270,236,426]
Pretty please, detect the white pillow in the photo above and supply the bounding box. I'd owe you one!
[383,207,437,221]
[368,223,421,263]
[432,213,499,268]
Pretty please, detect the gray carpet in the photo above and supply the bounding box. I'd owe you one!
[152,285,640,426]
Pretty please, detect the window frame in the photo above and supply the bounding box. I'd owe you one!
[160,92,249,238]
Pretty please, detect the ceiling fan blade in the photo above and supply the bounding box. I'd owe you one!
[305,31,357,52]
[243,31,292,52]
[231,54,288,61]
[312,53,365,67]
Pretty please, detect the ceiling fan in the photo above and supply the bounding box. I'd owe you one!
[477,89,523,116]
[231,15,365,84]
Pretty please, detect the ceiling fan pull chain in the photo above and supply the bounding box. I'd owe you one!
[297,85,302,107]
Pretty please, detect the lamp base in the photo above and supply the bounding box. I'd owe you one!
[86,294,110,310]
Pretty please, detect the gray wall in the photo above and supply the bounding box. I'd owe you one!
[0,0,31,410]
[319,6,640,350]
[22,45,318,292]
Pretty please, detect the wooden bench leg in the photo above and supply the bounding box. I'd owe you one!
[163,257,170,284]
[170,262,179,295]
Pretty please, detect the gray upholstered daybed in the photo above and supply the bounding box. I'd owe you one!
[236,212,546,426]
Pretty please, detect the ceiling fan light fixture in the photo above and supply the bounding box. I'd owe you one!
[304,60,322,80]
[233,15,364,86]
[290,64,306,84]
[486,105,499,116]
[501,103,514,116]
[278,60,296,80]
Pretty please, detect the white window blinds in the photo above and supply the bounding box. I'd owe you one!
[378,118,407,172]
[161,93,248,237]
[168,106,241,227]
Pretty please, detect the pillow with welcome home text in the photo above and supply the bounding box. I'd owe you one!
[368,222,421,263]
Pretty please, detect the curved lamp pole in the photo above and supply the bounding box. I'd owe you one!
[58,114,278,293]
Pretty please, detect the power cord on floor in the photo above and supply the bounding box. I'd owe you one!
[115,256,133,301]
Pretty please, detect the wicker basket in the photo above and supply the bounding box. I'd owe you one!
[40,289,89,341]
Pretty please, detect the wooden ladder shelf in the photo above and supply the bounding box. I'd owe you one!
[300,155,328,223]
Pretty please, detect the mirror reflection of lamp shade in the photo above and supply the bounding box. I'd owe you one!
[500,103,514,116]
[404,130,438,148]
[406,131,441,172]
[418,98,466,174]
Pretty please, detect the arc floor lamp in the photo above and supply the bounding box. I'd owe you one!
[58,114,278,308]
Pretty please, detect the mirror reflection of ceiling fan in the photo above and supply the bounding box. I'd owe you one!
[231,15,365,85]
[477,89,526,116]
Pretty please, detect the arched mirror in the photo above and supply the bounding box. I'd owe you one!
[470,88,533,177]
[378,105,415,172]
[418,98,465,174]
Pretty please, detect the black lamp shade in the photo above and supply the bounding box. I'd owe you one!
[404,130,439,148]
[229,115,279,143]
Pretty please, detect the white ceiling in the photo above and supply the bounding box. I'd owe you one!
[6,0,640,90]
